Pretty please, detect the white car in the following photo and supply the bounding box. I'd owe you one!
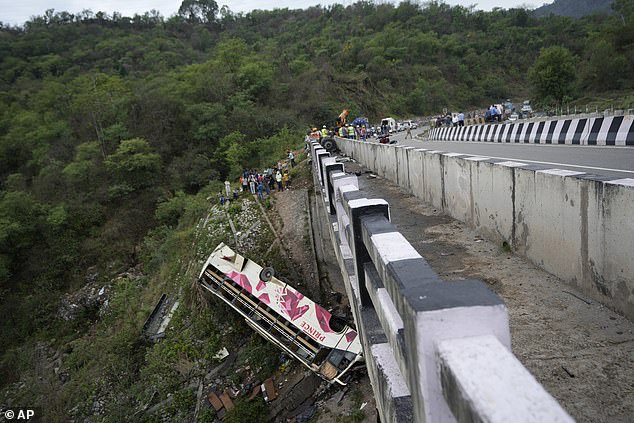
[403,120,417,129]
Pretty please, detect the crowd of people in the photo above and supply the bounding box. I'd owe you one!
[309,124,367,142]
[434,111,465,128]
[434,104,506,127]
[218,150,296,206]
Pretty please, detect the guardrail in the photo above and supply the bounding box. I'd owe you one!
[429,114,634,145]
[309,140,573,423]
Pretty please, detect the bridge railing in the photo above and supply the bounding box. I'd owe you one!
[309,140,573,423]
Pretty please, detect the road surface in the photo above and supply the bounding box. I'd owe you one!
[367,127,634,179]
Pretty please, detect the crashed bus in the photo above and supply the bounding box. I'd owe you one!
[198,243,363,385]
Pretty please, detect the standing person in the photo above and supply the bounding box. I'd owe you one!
[361,125,367,141]
[347,124,355,139]
[249,174,256,194]
[269,170,276,191]
[276,170,283,191]
[257,180,264,201]
[489,105,499,122]
[263,175,271,195]
[241,175,248,193]
[405,124,412,139]
[338,126,346,138]
[282,171,290,190]
[288,150,295,168]
[458,111,465,126]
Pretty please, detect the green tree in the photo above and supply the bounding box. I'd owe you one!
[70,74,131,159]
[178,0,219,24]
[528,46,577,106]
[218,131,248,179]
[0,191,43,284]
[104,138,161,196]
[581,37,627,91]
[62,142,104,189]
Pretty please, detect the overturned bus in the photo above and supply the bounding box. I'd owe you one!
[198,243,364,385]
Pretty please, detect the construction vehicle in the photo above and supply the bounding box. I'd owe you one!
[336,109,349,127]
[198,243,364,385]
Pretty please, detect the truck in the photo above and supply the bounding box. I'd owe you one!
[380,117,396,134]
[198,243,364,385]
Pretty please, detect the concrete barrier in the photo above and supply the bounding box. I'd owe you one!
[429,115,634,145]
[333,138,634,319]
[309,140,573,423]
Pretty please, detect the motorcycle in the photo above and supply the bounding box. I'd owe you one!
[378,134,396,144]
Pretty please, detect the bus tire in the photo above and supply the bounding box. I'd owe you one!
[322,138,335,152]
[260,267,275,282]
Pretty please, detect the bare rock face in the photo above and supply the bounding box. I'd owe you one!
[57,265,143,321]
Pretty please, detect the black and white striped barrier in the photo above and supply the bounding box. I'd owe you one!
[309,141,573,423]
[429,115,634,145]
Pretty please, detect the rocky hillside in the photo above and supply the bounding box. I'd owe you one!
[533,0,614,18]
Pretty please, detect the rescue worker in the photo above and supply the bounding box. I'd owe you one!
[339,126,346,138]
[321,125,329,138]
[347,124,355,139]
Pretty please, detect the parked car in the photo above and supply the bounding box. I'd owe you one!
[403,120,418,129]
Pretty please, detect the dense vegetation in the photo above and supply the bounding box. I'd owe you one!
[1,0,633,420]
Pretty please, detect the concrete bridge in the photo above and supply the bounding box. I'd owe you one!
[308,117,634,421]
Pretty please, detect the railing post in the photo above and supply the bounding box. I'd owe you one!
[322,159,344,215]
[342,194,389,308]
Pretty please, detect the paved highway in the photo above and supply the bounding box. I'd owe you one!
[367,127,634,179]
